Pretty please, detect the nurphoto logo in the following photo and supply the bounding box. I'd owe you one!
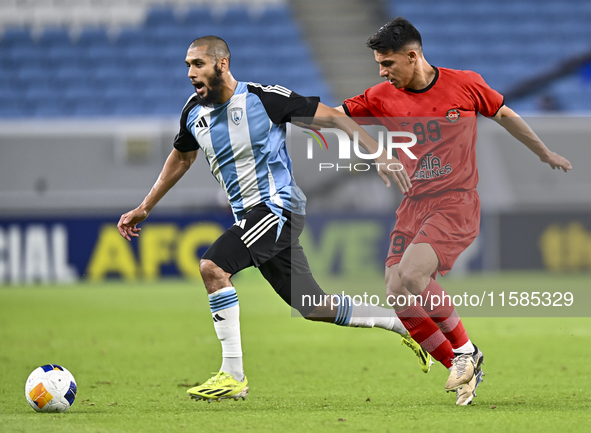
[303,128,418,172]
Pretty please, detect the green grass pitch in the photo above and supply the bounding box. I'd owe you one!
[1,271,590,432]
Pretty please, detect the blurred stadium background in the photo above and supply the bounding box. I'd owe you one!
[0,0,590,285]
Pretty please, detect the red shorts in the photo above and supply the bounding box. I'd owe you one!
[385,189,480,275]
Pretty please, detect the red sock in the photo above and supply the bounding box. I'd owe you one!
[397,304,454,368]
[420,278,469,350]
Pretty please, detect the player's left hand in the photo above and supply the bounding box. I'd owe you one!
[374,155,412,193]
[540,151,572,172]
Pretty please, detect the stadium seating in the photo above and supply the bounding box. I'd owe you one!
[0,1,332,118]
[3,0,589,117]
[389,0,591,113]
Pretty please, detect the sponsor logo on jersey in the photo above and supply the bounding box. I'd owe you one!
[414,153,452,179]
[446,108,460,123]
[230,107,244,125]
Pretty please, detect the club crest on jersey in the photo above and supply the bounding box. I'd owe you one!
[230,108,244,125]
[446,108,460,123]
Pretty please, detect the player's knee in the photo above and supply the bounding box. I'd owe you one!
[398,266,424,295]
[385,282,405,299]
[199,259,221,284]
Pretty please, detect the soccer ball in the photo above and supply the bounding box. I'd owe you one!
[25,364,77,413]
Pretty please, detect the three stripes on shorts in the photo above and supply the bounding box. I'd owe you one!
[240,213,280,248]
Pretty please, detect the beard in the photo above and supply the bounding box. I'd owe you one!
[194,65,224,106]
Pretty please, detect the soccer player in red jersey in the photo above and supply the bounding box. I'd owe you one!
[337,17,572,405]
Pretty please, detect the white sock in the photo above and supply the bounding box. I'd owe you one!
[333,295,407,335]
[209,287,244,382]
[453,340,475,355]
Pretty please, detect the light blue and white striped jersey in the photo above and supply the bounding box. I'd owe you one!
[174,82,319,221]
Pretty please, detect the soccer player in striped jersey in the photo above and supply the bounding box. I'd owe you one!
[117,35,429,403]
[338,18,572,405]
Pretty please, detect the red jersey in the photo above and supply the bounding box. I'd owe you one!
[343,67,504,197]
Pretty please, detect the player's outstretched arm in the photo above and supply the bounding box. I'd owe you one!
[117,148,198,240]
[307,103,412,193]
[492,105,572,172]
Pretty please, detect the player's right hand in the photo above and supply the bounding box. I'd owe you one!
[117,208,149,241]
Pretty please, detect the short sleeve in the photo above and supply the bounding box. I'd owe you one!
[247,83,320,125]
[466,72,505,117]
[342,92,375,118]
[173,95,200,152]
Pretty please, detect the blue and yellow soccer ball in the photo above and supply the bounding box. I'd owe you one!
[25,364,77,413]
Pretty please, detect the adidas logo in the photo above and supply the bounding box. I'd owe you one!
[196,117,208,128]
[418,349,427,364]
[199,388,233,397]
[213,313,225,322]
[233,219,246,229]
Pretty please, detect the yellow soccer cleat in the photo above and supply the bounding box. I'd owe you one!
[187,372,249,403]
[401,332,434,373]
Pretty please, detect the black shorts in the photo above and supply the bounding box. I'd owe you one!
[202,203,326,315]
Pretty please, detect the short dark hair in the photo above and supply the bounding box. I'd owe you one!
[366,17,422,54]
[190,35,231,64]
